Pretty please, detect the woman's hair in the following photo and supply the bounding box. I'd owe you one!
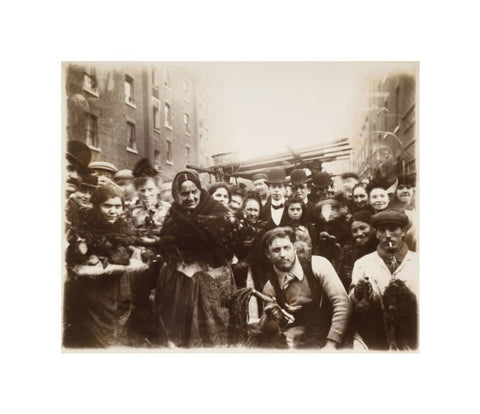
[365,180,388,196]
[134,175,161,190]
[90,183,125,208]
[349,209,373,228]
[208,182,232,201]
[241,191,261,209]
[280,194,307,225]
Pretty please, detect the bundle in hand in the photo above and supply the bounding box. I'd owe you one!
[382,279,418,350]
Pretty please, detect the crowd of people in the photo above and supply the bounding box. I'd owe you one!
[63,139,418,351]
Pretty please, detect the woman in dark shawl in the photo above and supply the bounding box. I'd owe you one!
[154,170,237,347]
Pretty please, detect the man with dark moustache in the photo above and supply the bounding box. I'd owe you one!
[350,210,418,350]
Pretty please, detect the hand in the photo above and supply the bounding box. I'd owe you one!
[354,278,372,300]
[321,340,338,351]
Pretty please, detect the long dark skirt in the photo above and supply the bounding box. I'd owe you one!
[155,262,235,348]
[63,272,123,348]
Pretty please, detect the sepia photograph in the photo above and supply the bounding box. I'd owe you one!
[62,61,418,352]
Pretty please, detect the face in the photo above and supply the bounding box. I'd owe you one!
[376,224,405,253]
[212,187,229,207]
[343,177,359,194]
[179,180,200,211]
[116,178,136,200]
[243,199,260,224]
[138,178,159,206]
[353,187,368,208]
[287,203,303,221]
[253,179,269,197]
[351,220,374,246]
[269,184,286,201]
[265,236,295,272]
[321,203,342,221]
[73,188,93,208]
[293,183,311,201]
[396,184,414,204]
[229,194,243,211]
[99,197,123,224]
[66,159,79,195]
[97,170,114,179]
[369,188,389,212]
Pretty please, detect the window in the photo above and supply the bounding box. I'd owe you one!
[124,75,135,105]
[165,103,172,128]
[152,69,159,87]
[154,149,161,171]
[184,112,190,135]
[166,140,173,164]
[85,114,98,148]
[83,70,98,96]
[164,68,170,89]
[185,146,190,164]
[127,122,136,151]
[152,98,161,130]
[183,79,189,100]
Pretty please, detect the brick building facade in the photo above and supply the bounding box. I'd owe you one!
[63,62,220,181]
[350,69,418,181]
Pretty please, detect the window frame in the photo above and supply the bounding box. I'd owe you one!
[126,121,137,152]
[85,113,99,149]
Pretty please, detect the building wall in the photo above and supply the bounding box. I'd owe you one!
[64,62,212,181]
[351,72,417,180]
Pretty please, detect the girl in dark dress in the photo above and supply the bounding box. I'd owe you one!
[64,184,138,348]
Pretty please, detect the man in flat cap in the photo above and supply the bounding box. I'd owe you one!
[89,161,118,186]
[349,210,418,350]
[260,167,288,227]
[289,168,315,223]
[114,169,137,206]
[258,227,351,349]
[251,173,270,209]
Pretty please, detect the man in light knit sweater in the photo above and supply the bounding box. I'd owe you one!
[260,227,351,349]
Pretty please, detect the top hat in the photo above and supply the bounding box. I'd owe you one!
[79,174,99,191]
[265,167,288,185]
[290,169,311,186]
[66,140,92,170]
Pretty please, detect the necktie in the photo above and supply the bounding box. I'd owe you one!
[282,272,296,290]
[272,203,284,210]
[388,255,400,274]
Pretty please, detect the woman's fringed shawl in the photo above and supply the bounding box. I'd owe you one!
[159,189,237,268]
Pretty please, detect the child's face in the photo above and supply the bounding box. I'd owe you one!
[287,203,303,221]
